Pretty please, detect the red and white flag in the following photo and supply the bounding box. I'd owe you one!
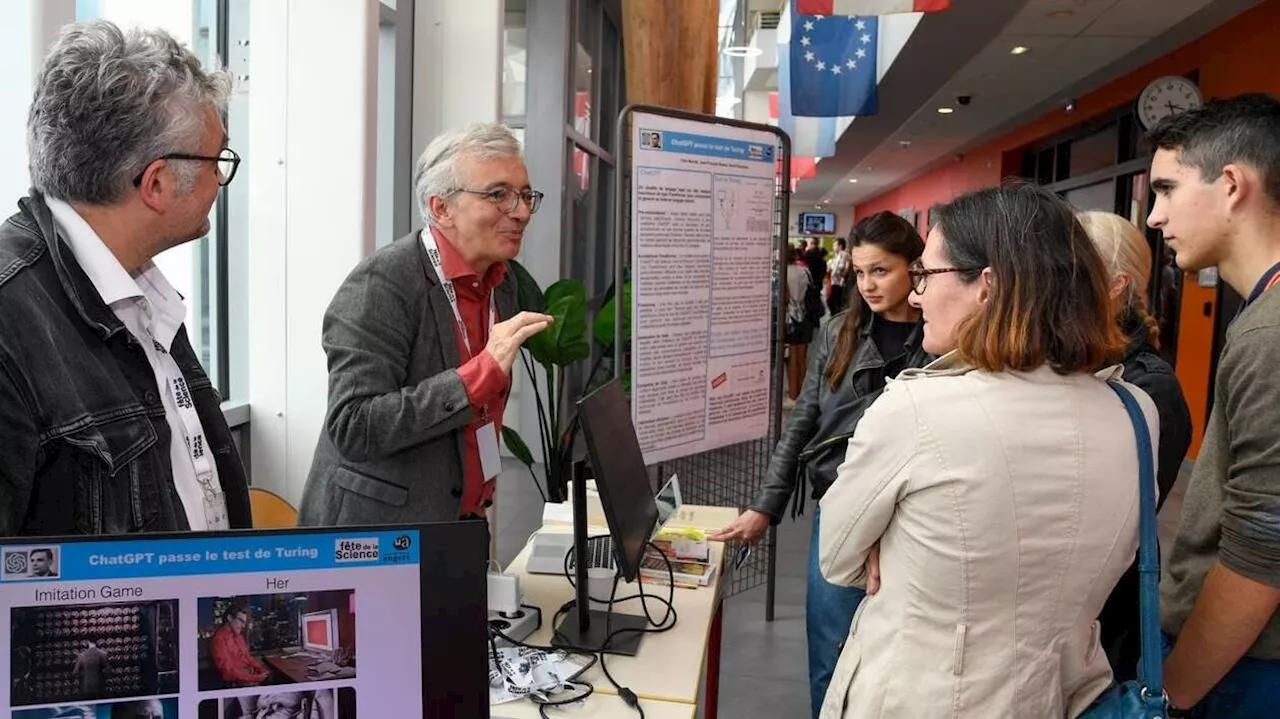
[797,0,950,15]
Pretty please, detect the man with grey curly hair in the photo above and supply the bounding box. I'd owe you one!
[0,20,251,536]
[298,123,552,530]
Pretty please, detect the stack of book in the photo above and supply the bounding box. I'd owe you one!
[639,528,717,589]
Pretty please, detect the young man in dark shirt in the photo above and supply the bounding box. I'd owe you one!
[1148,93,1280,718]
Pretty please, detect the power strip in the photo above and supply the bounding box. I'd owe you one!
[488,603,542,647]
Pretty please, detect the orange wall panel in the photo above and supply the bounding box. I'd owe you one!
[850,0,1280,457]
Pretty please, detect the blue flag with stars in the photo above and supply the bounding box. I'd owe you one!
[788,3,878,118]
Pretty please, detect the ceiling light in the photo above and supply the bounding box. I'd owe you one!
[1010,45,1030,55]
[823,199,830,204]
[937,107,954,114]
[722,45,763,57]
[848,179,858,183]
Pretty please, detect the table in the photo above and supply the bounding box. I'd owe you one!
[491,694,696,719]
[260,652,354,684]
[496,504,738,718]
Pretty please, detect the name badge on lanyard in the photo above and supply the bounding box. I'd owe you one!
[154,339,229,529]
[422,230,502,480]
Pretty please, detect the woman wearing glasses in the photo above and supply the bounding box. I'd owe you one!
[711,211,931,718]
[816,183,1158,718]
[1078,211,1191,683]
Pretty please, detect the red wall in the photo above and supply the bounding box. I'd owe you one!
[853,0,1280,456]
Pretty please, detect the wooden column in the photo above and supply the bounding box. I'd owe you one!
[621,0,720,114]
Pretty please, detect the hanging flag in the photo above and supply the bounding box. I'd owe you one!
[789,8,878,117]
[777,38,841,156]
[797,0,950,15]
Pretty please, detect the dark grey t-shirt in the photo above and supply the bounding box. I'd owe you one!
[1161,285,1280,659]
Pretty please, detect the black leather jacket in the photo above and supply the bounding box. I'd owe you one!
[0,192,252,535]
[750,312,932,521]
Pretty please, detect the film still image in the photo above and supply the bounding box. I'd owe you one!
[11,697,178,718]
[197,591,356,691]
[10,600,179,707]
[197,687,356,719]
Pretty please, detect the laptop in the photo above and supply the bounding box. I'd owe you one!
[525,473,683,576]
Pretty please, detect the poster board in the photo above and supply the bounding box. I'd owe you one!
[626,112,780,466]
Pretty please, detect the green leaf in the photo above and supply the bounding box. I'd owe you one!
[544,279,586,309]
[501,426,535,468]
[592,281,632,351]
[526,294,591,367]
[508,259,547,314]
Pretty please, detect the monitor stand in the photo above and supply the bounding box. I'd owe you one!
[551,459,648,657]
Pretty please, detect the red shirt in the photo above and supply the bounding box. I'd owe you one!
[210,625,267,684]
[431,228,510,517]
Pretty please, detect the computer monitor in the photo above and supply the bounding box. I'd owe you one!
[0,521,489,718]
[301,608,338,653]
[577,379,659,583]
[551,379,657,656]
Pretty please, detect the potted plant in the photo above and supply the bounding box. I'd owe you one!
[501,260,630,502]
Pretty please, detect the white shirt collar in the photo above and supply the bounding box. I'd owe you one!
[44,196,187,350]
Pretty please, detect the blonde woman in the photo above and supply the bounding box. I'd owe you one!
[1079,211,1193,683]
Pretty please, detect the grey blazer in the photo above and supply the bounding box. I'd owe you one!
[297,231,519,527]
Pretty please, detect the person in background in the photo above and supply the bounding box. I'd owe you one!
[783,243,815,405]
[826,238,850,315]
[804,237,828,290]
[1078,210,1193,682]
[298,124,553,534]
[712,212,930,718]
[72,640,110,699]
[818,183,1158,718]
[1148,93,1280,718]
[0,20,251,535]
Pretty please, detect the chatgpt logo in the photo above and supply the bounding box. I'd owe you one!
[3,551,27,576]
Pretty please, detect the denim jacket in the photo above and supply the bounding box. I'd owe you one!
[0,191,252,535]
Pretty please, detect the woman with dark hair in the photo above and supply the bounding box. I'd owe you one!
[816,183,1160,718]
[712,211,931,718]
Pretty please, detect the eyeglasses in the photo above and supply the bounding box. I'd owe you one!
[454,186,544,214]
[907,260,982,295]
[132,147,242,188]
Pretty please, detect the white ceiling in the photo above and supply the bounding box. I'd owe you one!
[793,0,1266,206]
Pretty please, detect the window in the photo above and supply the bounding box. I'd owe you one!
[77,0,241,399]
[503,2,528,122]
[376,1,414,247]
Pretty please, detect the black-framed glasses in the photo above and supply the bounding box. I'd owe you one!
[908,260,982,295]
[132,147,241,188]
[454,187,544,214]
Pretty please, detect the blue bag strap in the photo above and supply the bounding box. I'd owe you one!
[1107,381,1165,708]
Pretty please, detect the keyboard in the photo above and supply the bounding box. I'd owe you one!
[526,533,617,575]
[583,536,615,570]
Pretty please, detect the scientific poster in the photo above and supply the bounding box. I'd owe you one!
[630,113,778,465]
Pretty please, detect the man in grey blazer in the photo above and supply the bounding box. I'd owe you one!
[298,123,552,529]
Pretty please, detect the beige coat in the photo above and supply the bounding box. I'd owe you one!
[818,353,1158,718]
